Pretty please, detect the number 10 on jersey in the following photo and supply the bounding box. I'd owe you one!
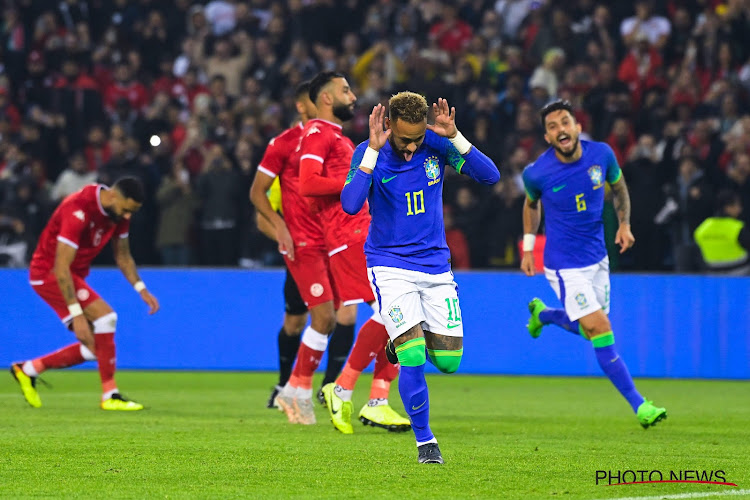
[405,190,425,216]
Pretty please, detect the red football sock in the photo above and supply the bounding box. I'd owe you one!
[34,343,86,372]
[94,333,117,395]
[370,348,399,400]
[289,343,324,390]
[336,319,389,390]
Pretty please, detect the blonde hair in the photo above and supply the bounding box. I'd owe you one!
[389,91,429,124]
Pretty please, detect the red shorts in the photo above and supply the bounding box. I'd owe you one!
[328,240,375,306]
[30,273,101,324]
[285,246,338,309]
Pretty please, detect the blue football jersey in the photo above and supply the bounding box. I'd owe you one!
[347,130,466,274]
[522,140,622,270]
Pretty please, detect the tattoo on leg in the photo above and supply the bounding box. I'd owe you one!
[424,331,463,350]
[393,324,424,348]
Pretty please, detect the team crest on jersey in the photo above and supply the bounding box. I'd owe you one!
[575,293,589,308]
[424,156,440,186]
[388,305,405,327]
[588,165,604,189]
[73,210,85,221]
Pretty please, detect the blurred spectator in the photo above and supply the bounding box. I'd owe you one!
[429,4,473,54]
[443,205,471,269]
[193,31,252,97]
[620,0,671,51]
[528,47,565,99]
[196,144,243,266]
[694,189,750,275]
[486,178,524,268]
[156,161,199,266]
[50,152,96,202]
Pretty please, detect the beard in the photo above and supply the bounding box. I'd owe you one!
[332,102,355,122]
[553,136,580,158]
[105,206,123,222]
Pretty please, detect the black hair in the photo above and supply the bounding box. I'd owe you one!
[295,80,311,100]
[539,99,575,129]
[716,189,740,215]
[308,71,345,103]
[113,176,145,203]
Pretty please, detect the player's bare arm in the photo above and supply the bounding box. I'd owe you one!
[255,212,277,241]
[249,173,295,260]
[610,176,635,254]
[521,197,542,276]
[113,237,160,314]
[54,241,94,349]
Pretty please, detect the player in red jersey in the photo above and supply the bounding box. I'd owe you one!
[250,82,339,424]
[10,177,159,411]
[251,82,315,411]
[298,71,409,433]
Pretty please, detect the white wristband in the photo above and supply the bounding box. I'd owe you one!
[522,234,536,252]
[134,281,146,292]
[360,147,379,170]
[68,303,83,317]
[449,130,472,155]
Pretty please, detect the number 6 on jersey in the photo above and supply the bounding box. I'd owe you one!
[575,193,587,212]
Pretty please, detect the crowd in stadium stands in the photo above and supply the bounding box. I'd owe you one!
[1,0,749,272]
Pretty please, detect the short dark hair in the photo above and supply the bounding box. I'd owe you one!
[295,80,311,101]
[308,71,345,103]
[113,176,145,203]
[716,189,740,215]
[540,99,574,129]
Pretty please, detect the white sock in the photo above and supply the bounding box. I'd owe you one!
[22,361,38,377]
[280,384,297,398]
[102,389,118,401]
[417,437,438,447]
[367,398,388,407]
[297,388,313,400]
[334,385,353,402]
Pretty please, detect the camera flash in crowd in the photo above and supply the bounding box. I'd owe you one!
[150,135,161,147]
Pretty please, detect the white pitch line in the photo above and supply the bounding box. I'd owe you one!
[593,488,750,500]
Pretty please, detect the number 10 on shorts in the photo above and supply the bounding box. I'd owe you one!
[445,298,461,322]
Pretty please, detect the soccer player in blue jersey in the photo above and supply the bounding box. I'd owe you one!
[521,99,667,428]
[341,93,499,463]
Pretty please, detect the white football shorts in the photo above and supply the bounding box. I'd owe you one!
[367,266,463,341]
[544,256,610,322]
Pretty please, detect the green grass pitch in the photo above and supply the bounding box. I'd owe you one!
[1,371,749,499]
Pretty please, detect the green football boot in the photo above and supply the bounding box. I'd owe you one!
[637,399,667,429]
[359,402,411,432]
[10,363,42,408]
[100,393,144,411]
[322,383,353,434]
[526,297,547,339]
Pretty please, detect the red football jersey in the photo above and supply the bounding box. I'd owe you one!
[30,184,130,280]
[298,119,370,249]
[257,123,326,249]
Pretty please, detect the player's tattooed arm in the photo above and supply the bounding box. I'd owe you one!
[113,236,141,285]
[523,197,541,235]
[611,176,635,253]
[610,176,631,226]
[54,241,80,305]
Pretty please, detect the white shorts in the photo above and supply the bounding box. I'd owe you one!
[368,266,463,341]
[544,256,610,322]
